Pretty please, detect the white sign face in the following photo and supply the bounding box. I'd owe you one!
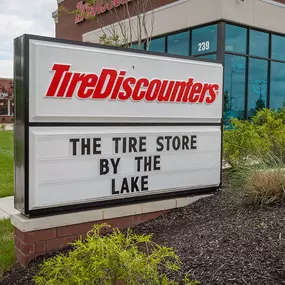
[14,35,223,216]
[29,126,221,210]
[28,39,223,123]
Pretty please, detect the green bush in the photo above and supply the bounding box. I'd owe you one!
[0,124,5,131]
[223,118,269,167]
[34,224,199,285]
[223,108,285,168]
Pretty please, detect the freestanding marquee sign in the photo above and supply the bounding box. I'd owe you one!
[14,34,223,217]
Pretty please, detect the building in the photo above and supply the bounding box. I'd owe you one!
[53,0,285,120]
[0,78,14,123]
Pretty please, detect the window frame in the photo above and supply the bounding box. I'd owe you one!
[132,20,285,120]
[224,21,285,119]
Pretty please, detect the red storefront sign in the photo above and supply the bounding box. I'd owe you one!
[75,0,133,24]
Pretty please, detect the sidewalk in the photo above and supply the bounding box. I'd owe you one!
[3,124,13,131]
[0,196,18,219]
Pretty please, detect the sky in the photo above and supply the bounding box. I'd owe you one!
[0,0,57,78]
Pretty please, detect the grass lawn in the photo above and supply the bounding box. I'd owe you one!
[0,219,14,278]
[0,131,14,198]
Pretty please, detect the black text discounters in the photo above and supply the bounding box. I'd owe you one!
[14,35,223,217]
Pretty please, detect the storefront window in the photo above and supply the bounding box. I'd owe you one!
[250,30,269,58]
[224,55,246,120]
[148,37,165,53]
[191,24,217,55]
[226,24,247,54]
[132,43,145,50]
[272,35,285,61]
[0,100,8,115]
[167,31,189,56]
[197,54,217,60]
[248,59,268,118]
[270,62,285,110]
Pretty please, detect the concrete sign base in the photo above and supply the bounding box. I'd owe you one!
[11,195,211,266]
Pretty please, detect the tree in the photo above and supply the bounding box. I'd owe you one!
[254,98,266,113]
[0,81,13,101]
[59,0,155,49]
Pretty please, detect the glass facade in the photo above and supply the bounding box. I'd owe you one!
[132,24,217,59]
[225,23,285,120]
[224,55,246,119]
[248,59,268,118]
[148,37,165,53]
[270,62,285,110]
[192,24,217,55]
[272,35,285,61]
[198,54,217,60]
[167,31,189,56]
[226,24,247,54]
[250,30,269,58]
[133,22,285,121]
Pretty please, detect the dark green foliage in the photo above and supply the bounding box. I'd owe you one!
[223,108,285,167]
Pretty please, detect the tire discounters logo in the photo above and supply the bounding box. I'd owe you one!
[75,0,133,24]
[46,64,220,104]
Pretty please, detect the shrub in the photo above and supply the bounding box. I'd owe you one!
[223,118,269,167]
[233,153,285,205]
[34,224,199,285]
[223,108,285,168]
[0,124,6,131]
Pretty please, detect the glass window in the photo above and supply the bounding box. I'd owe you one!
[250,30,269,58]
[132,43,145,50]
[248,59,268,118]
[224,55,247,120]
[167,31,189,56]
[226,24,247,54]
[197,54,217,60]
[270,62,285,110]
[0,100,8,115]
[148,37,165,53]
[191,24,218,55]
[272,35,285,61]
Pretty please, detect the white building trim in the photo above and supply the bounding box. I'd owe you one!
[83,0,285,44]
[261,0,285,8]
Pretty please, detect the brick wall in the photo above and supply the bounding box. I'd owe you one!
[0,115,13,123]
[14,210,168,267]
[56,0,177,41]
[273,0,285,4]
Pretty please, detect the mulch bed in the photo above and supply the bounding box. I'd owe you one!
[2,178,285,285]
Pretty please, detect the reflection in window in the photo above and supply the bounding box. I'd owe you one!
[197,54,217,60]
[132,43,145,50]
[270,62,285,110]
[224,55,246,120]
[167,31,189,56]
[191,24,217,55]
[0,100,8,115]
[226,24,247,54]
[248,59,268,118]
[272,35,285,61]
[148,37,165,53]
[250,30,269,58]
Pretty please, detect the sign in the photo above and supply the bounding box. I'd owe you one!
[14,35,223,217]
[75,0,133,24]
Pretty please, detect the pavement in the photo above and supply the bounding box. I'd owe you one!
[0,196,18,220]
[3,124,13,131]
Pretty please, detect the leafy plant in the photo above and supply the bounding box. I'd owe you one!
[223,118,269,167]
[223,108,285,168]
[0,124,6,131]
[34,224,199,285]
